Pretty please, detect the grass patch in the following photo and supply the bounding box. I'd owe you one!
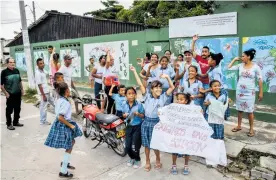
[22,88,38,104]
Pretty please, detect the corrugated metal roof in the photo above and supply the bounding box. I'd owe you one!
[6,10,159,47]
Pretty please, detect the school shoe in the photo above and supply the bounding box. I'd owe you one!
[40,121,51,125]
[43,121,51,125]
[60,162,76,170]
[127,159,134,167]
[13,123,24,127]
[133,160,141,169]
[183,166,189,175]
[7,125,15,130]
[59,172,73,178]
[170,166,178,175]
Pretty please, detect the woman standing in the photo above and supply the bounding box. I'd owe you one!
[50,53,61,85]
[91,55,106,108]
[228,48,263,137]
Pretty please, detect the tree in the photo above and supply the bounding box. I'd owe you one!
[85,0,215,26]
[84,0,124,19]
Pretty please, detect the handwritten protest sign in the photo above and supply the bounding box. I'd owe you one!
[150,103,227,166]
[208,99,228,124]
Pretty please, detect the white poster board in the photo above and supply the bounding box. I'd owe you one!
[83,40,129,80]
[150,103,227,166]
[207,99,228,124]
[169,12,237,38]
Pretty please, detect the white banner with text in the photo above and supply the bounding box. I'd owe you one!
[169,12,237,38]
[150,103,227,166]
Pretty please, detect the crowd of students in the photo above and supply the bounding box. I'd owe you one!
[1,35,262,178]
[73,35,262,176]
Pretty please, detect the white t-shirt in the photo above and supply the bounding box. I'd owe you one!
[103,65,118,77]
[35,69,50,95]
[58,65,73,87]
[94,64,106,84]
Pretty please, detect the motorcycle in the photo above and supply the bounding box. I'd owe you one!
[78,94,126,157]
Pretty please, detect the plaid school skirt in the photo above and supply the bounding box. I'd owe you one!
[205,105,225,140]
[209,123,224,140]
[141,117,159,148]
[44,119,83,150]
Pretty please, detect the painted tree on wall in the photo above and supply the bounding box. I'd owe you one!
[84,0,215,26]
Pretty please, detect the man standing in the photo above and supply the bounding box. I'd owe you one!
[58,54,80,114]
[47,45,55,82]
[191,34,211,89]
[35,58,55,125]
[1,58,24,130]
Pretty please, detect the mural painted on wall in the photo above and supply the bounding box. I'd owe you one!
[33,50,50,73]
[60,49,81,77]
[171,37,239,90]
[243,35,276,93]
[83,40,129,80]
[15,52,27,71]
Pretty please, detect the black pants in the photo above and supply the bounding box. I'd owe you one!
[125,124,142,161]
[104,86,116,114]
[94,82,102,109]
[6,93,22,126]
[116,110,123,118]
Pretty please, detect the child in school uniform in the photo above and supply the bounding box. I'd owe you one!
[148,56,175,105]
[204,80,228,140]
[178,65,204,107]
[122,87,145,169]
[199,53,230,120]
[109,84,126,118]
[171,93,192,175]
[52,72,64,100]
[44,82,82,178]
[130,65,175,172]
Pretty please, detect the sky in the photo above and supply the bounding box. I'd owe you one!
[0,0,133,40]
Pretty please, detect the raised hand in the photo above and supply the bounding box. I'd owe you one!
[192,34,199,41]
[130,66,136,72]
[233,57,241,61]
[160,74,169,79]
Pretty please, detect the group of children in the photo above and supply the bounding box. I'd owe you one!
[42,35,262,178]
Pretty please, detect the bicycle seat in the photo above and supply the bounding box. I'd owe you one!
[96,113,120,125]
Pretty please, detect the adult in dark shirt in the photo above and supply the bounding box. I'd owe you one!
[1,58,24,130]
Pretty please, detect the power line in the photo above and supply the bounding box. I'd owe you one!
[35,2,45,12]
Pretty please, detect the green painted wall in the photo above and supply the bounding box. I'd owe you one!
[10,31,151,87]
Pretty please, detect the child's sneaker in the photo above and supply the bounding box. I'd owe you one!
[133,160,141,169]
[170,166,178,175]
[127,159,134,167]
[183,166,189,175]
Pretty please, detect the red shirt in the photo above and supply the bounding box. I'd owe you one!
[195,55,210,84]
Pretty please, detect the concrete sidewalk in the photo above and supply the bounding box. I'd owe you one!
[1,95,228,180]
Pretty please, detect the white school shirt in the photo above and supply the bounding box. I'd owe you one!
[35,69,50,95]
[58,65,73,87]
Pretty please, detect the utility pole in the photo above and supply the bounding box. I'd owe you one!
[32,1,36,21]
[0,38,5,64]
[19,0,35,89]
